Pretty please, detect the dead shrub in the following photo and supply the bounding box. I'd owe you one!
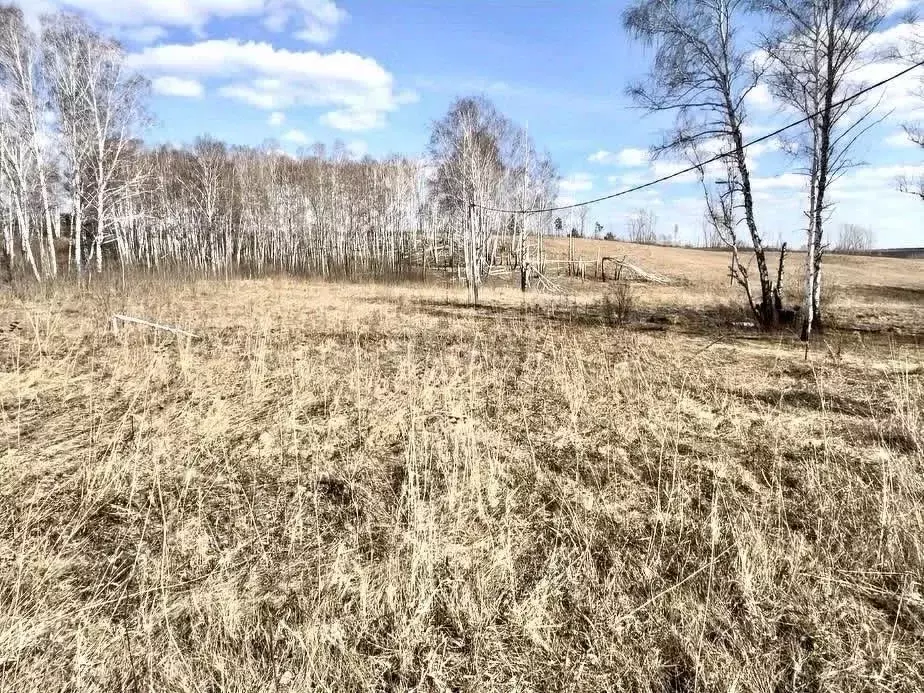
[600,280,634,326]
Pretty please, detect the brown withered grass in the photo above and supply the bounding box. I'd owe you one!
[0,260,922,691]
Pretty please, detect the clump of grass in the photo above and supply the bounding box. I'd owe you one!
[600,280,634,326]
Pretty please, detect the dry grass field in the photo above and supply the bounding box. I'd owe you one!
[1,244,923,691]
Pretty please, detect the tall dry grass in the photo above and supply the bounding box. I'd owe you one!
[1,277,922,691]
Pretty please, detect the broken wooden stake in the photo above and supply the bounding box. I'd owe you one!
[111,314,200,340]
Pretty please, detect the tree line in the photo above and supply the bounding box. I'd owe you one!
[0,6,557,290]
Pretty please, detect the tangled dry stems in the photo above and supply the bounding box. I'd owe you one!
[0,276,922,692]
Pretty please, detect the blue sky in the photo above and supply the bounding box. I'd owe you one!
[28,0,924,246]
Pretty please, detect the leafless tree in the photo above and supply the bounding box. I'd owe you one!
[835,223,875,252]
[0,6,55,280]
[428,97,556,303]
[41,12,90,275]
[624,0,780,326]
[429,98,506,303]
[42,13,150,275]
[701,218,724,247]
[700,159,760,309]
[625,207,658,244]
[0,11,559,290]
[897,123,923,200]
[760,0,888,340]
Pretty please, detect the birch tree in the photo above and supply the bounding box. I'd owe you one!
[42,13,149,275]
[42,13,91,275]
[835,223,875,251]
[3,8,559,286]
[429,97,508,304]
[760,0,888,340]
[899,27,923,201]
[0,6,53,279]
[624,0,781,326]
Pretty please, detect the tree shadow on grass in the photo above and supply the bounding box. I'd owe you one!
[404,294,798,342]
[852,284,924,304]
[396,293,923,349]
[747,387,874,417]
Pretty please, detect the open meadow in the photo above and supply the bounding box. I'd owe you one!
[1,242,923,691]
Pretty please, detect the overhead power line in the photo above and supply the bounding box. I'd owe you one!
[473,59,924,215]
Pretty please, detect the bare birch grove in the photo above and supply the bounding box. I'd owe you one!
[0,9,554,286]
[428,97,557,304]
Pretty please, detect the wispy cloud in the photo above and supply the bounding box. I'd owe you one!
[151,76,204,98]
[39,0,348,45]
[560,173,594,193]
[588,147,649,166]
[282,128,311,145]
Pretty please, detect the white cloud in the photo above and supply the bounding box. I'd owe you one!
[218,83,282,109]
[282,128,311,145]
[747,21,924,121]
[127,39,403,130]
[884,0,917,15]
[560,173,594,193]
[320,109,383,131]
[828,164,924,245]
[650,159,700,184]
[268,111,286,127]
[840,163,924,187]
[743,139,783,171]
[616,148,649,167]
[747,140,782,158]
[117,25,168,44]
[270,0,347,44]
[295,23,339,44]
[608,172,649,187]
[41,0,348,45]
[885,130,916,147]
[745,83,776,111]
[852,56,923,119]
[151,75,204,98]
[588,147,650,166]
[741,123,773,139]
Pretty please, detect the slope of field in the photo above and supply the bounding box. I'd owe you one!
[543,237,924,334]
[545,236,924,289]
[1,268,922,691]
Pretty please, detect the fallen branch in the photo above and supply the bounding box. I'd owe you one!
[601,256,670,284]
[614,545,733,627]
[111,314,200,339]
[620,260,669,284]
[533,270,565,294]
